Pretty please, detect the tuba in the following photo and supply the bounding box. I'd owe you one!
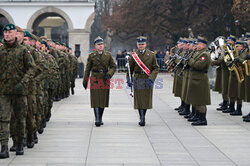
[225,46,244,83]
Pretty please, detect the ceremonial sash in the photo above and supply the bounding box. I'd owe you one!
[132,52,151,76]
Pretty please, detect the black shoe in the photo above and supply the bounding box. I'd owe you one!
[71,88,75,95]
[188,111,200,122]
[0,145,9,159]
[179,104,190,116]
[219,101,223,106]
[216,100,228,111]
[42,120,46,128]
[230,104,242,116]
[46,112,51,122]
[27,141,35,149]
[38,124,44,134]
[34,133,38,144]
[243,113,250,119]
[16,144,24,155]
[222,102,235,113]
[243,116,250,122]
[175,101,184,111]
[94,108,102,127]
[184,106,195,119]
[191,112,207,126]
[138,109,146,126]
[10,141,16,152]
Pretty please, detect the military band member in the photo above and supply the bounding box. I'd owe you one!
[83,36,117,127]
[186,36,211,126]
[127,36,159,126]
[242,32,250,122]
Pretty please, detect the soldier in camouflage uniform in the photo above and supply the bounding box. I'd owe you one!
[83,36,117,127]
[69,48,79,95]
[0,24,36,158]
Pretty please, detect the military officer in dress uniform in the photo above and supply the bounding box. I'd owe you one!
[83,36,116,127]
[186,36,211,126]
[127,36,159,126]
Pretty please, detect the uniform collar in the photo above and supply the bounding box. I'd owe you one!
[3,38,19,48]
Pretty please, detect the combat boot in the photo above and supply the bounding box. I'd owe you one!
[38,122,44,134]
[0,145,9,159]
[10,140,16,152]
[16,143,24,155]
[34,132,38,144]
[46,112,51,122]
[222,102,235,113]
[230,104,242,116]
[175,101,184,111]
[179,104,190,116]
[243,115,250,122]
[191,112,207,126]
[94,108,102,127]
[99,108,104,125]
[138,109,146,126]
[188,110,200,122]
[42,119,46,128]
[243,112,250,119]
[27,134,35,149]
[184,106,195,119]
[216,100,228,111]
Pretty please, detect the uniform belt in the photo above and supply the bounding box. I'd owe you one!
[92,69,108,73]
[135,71,146,74]
[190,68,208,73]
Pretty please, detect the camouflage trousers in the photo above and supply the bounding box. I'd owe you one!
[0,96,12,146]
[26,95,37,140]
[36,93,44,130]
[10,95,28,144]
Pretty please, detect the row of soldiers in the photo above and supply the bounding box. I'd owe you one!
[212,34,250,121]
[168,32,250,126]
[0,23,78,159]
[169,36,211,126]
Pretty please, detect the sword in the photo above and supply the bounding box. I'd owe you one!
[126,55,134,97]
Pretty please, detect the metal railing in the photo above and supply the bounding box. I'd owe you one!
[116,58,167,73]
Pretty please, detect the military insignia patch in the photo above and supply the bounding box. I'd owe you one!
[201,56,205,61]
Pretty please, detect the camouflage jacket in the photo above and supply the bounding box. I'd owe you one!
[0,39,36,95]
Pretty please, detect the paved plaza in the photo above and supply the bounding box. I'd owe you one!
[1,73,250,166]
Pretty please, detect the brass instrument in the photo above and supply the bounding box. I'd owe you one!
[225,45,244,83]
[243,60,250,76]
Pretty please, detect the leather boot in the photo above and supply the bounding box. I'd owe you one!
[243,115,250,122]
[46,112,51,122]
[216,100,228,111]
[184,106,195,119]
[38,122,44,134]
[138,109,146,126]
[243,112,250,119]
[230,104,242,116]
[27,134,35,149]
[99,108,104,125]
[94,108,102,127]
[191,112,207,126]
[222,102,235,113]
[71,87,75,95]
[42,119,46,128]
[10,140,16,152]
[34,133,38,144]
[16,143,24,155]
[0,145,9,159]
[175,101,184,111]
[179,104,190,116]
[188,110,200,122]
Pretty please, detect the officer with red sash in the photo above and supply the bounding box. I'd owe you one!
[127,36,159,126]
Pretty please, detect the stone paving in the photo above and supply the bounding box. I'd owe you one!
[1,73,250,166]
